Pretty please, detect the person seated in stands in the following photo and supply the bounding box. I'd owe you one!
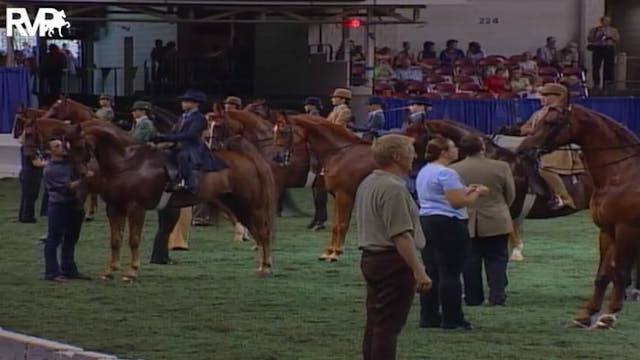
[129,101,157,143]
[223,96,242,112]
[558,42,579,68]
[560,75,587,97]
[536,37,559,67]
[95,94,115,123]
[483,68,511,94]
[466,41,485,62]
[374,58,396,83]
[303,97,322,116]
[509,68,532,97]
[439,39,465,66]
[527,76,545,98]
[518,51,539,75]
[394,41,414,69]
[417,41,437,60]
[348,96,386,140]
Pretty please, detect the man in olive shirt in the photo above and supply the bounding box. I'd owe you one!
[129,100,156,143]
[355,134,431,360]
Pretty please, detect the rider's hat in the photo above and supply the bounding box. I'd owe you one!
[178,89,208,103]
[223,96,242,107]
[330,88,352,100]
[130,100,153,112]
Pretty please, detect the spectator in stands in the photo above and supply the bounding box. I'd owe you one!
[95,94,115,123]
[518,51,538,75]
[452,134,515,307]
[560,75,587,97]
[352,45,366,62]
[150,39,165,83]
[376,46,393,65]
[484,68,511,94]
[439,39,465,66]
[536,37,558,67]
[349,96,386,141]
[466,42,485,62]
[303,97,322,116]
[163,41,178,86]
[61,43,77,76]
[417,41,437,60]
[509,68,531,97]
[417,137,487,330]
[527,76,545,99]
[374,58,396,83]
[394,41,414,69]
[588,16,620,90]
[558,42,579,68]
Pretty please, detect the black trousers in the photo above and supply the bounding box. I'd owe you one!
[311,175,328,224]
[361,250,415,360]
[592,46,616,88]
[419,215,470,326]
[44,201,85,279]
[463,234,509,305]
[19,161,43,222]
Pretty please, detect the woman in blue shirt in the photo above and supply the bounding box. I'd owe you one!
[416,137,487,330]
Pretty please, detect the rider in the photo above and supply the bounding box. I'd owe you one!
[303,97,322,116]
[407,97,431,124]
[521,83,576,209]
[151,89,224,193]
[348,96,386,140]
[327,88,353,127]
[95,94,115,123]
[129,100,156,143]
[223,96,242,112]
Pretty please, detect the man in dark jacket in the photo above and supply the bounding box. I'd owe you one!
[151,89,225,193]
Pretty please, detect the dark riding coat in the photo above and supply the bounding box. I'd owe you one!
[158,108,225,171]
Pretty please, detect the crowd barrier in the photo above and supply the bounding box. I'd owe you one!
[0,67,31,134]
[381,97,640,134]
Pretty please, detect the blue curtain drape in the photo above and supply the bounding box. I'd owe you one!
[0,67,31,134]
[382,97,640,134]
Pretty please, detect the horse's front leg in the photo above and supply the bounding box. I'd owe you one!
[123,204,146,281]
[150,207,181,264]
[570,230,614,328]
[99,204,126,279]
[326,191,354,262]
[318,192,337,261]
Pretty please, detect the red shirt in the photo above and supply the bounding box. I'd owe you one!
[484,76,510,94]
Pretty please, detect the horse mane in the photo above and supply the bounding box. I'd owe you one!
[82,119,137,149]
[290,114,370,144]
[151,106,178,133]
[572,104,640,144]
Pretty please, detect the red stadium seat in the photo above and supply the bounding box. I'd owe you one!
[422,92,444,100]
[448,92,474,99]
[561,67,586,82]
[406,82,427,94]
[433,83,456,94]
[454,75,475,84]
[434,67,454,77]
[538,66,559,77]
[541,76,558,84]
[474,92,496,100]
[420,58,440,68]
[374,82,393,95]
[458,82,482,92]
[508,54,526,63]
[426,75,446,84]
[456,66,478,76]
[454,58,474,67]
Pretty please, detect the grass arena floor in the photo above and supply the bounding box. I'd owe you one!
[1,178,639,360]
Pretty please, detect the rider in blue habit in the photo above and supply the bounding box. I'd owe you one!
[151,89,226,193]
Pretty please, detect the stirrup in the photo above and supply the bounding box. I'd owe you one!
[548,195,564,210]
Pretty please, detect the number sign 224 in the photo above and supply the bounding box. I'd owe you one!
[479,17,499,24]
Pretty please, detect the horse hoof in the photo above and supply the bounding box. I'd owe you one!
[564,319,590,329]
[122,276,136,283]
[510,250,524,261]
[99,273,114,280]
[590,314,616,330]
[318,253,332,261]
[326,254,339,262]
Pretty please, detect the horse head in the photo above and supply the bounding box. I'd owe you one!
[44,97,95,123]
[272,112,295,165]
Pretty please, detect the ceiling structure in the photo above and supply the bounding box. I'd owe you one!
[1,1,427,25]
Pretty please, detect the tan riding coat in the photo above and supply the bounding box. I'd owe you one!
[326,104,352,127]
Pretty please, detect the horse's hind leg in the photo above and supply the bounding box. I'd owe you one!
[150,207,181,264]
[99,204,126,279]
[571,230,614,327]
[84,193,98,221]
[123,204,146,281]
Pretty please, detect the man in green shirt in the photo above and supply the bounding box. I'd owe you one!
[129,101,156,143]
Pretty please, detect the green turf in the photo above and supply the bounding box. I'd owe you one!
[0,178,639,360]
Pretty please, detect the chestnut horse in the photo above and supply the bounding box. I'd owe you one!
[27,117,277,278]
[517,105,640,329]
[274,114,375,261]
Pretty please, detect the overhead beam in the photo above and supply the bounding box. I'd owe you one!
[61,16,423,25]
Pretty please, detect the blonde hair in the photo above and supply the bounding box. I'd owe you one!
[371,134,414,167]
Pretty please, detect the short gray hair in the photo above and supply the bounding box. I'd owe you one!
[371,134,414,167]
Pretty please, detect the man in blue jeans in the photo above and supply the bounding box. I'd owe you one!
[42,137,90,282]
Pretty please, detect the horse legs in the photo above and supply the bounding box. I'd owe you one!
[150,207,181,264]
[326,191,353,262]
[509,220,524,261]
[318,192,337,261]
[595,226,638,329]
[571,230,614,327]
[99,204,126,279]
[123,204,146,281]
[84,193,98,221]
